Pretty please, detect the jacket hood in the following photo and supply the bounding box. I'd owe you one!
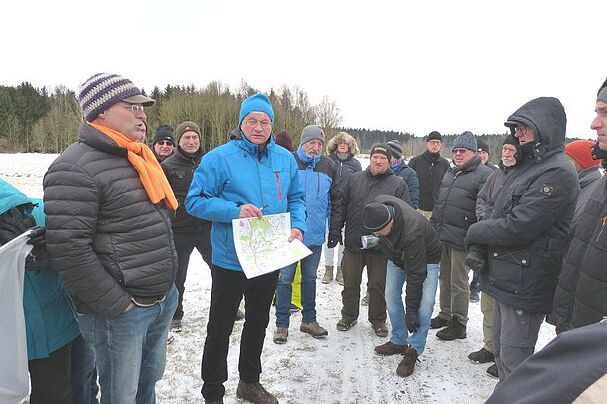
[228,127,276,156]
[0,179,32,216]
[327,131,360,156]
[504,97,566,154]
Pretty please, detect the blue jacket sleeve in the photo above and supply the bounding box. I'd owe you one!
[405,168,420,210]
[286,155,307,233]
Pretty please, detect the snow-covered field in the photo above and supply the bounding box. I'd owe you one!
[1,153,556,404]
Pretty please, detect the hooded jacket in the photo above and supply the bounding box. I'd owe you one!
[294,146,342,246]
[326,132,363,190]
[431,155,492,250]
[0,179,80,360]
[44,123,178,319]
[465,97,579,314]
[409,150,450,211]
[185,130,306,271]
[375,195,441,313]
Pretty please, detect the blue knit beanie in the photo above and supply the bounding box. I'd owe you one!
[239,93,275,124]
[452,131,477,151]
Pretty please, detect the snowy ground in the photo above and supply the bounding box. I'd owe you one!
[1,153,557,404]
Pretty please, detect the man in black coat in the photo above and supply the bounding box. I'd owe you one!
[465,97,579,383]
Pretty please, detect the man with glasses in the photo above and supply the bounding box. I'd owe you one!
[186,93,306,404]
[465,97,578,383]
[43,73,179,402]
[409,131,450,218]
[430,131,492,340]
[152,124,175,162]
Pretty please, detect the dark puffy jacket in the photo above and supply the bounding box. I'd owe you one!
[409,150,450,211]
[552,176,607,330]
[393,162,420,209]
[43,123,178,319]
[431,156,492,250]
[162,147,211,233]
[475,165,507,220]
[466,97,579,314]
[328,153,362,190]
[340,167,411,251]
[375,195,441,313]
[294,147,342,246]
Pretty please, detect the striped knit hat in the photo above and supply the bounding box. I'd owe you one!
[78,73,155,122]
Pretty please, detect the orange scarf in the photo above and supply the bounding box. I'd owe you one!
[89,123,178,211]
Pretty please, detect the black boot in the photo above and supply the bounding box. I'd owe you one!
[436,316,466,340]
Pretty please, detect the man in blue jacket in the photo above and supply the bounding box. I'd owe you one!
[186,93,306,404]
[273,125,342,344]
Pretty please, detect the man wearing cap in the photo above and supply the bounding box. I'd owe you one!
[186,93,306,404]
[335,144,411,337]
[553,86,607,339]
[162,121,212,331]
[273,124,342,343]
[465,97,578,382]
[409,131,450,217]
[430,131,492,340]
[362,195,441,377]
[43,73,179,402]
[152,124,176,162]
[386,140,420,209]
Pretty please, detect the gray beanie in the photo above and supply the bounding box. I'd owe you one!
[598,87,607,104]
[299,125,325,146]
[386,140,402,159]
[452,131,477,152]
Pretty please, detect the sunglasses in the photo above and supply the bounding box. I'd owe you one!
[156,140,174,146]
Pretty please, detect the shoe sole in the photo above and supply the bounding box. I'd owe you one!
[273,338,287,344]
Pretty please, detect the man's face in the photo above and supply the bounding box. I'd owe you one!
[479,150,489,164]
[179,131,200,154]
[426,139,442,153]
[373,219,394,237]
[240,112,272,145]
[370,153,390,175]
[302,139,323,157]
[501,144,517,167]
[591,101,607,151]
[452,148,476,167]
[337,142,350,154]
[514,124,535,146]
[154,139,174,159]
[97,102,147,141]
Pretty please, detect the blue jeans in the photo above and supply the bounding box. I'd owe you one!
[385,261,439,355]
[70,334,99,404]
[275,245,322,327]
[78,285,178,404]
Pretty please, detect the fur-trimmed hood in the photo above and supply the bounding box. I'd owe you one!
[327,131,360,156]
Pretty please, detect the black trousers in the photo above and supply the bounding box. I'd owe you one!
[28,340,72,404]
[173,229,212,320]
[201,266,279,401]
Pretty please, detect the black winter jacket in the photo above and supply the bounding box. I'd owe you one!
[43,123,178,319]
[465,97,579,314]
[340,167,411,252]
[375,195,441,313]
[328,152,362,190]
[431,156,492,250]
[162,147,211,233]
[552,176,607,330]
[409,151,450,211]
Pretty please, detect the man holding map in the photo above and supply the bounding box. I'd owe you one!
[186,93,306,404]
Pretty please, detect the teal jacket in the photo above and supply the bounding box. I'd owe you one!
[0,179,80,360]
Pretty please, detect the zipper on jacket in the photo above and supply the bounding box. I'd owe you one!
[275,171,283,200]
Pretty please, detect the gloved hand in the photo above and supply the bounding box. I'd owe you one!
[406,310,420,333]
[26,226,46,247]
[465,244,488,274]
[0,207,36,244]
[25,226,49,272]
[327,232,342,249]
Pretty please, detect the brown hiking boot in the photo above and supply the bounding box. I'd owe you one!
[336,318,357,331]
[374,341,407,356]
[321,266,333,284]
[486,363,499,378]
[372,323,389,337]
[300,322,328,338]
[436,316,467,340]
[236,381,278,404]
[468,347,495,363]
[335,266,344,285]
[430,316,448,329]
[273,327,288,344]
[396,345,419,377]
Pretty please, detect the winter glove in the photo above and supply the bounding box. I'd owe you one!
[327,232,342,249]
[405,310,420,333]
[465,244,488,274]
[26,226,46,247]
[0,207,36,244]
[25,226,49,272]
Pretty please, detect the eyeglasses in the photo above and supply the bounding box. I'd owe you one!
[452,148,470,155]
[514,125,529,134]
[428,140,442,145]
[156,140,173,146]
[243,119,272,129]
[125,104,145,113]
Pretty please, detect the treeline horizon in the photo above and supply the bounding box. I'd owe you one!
[0,82,577,162]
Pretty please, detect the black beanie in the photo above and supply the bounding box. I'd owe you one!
[370,143,393,160]
[426,131,442,142]
[362,203,394,232]
[477,139,490,153]
[153,124,175,145]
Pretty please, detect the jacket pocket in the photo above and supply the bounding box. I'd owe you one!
[487,246,530,294]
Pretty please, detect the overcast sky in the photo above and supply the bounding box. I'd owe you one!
[2,0,605,139]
